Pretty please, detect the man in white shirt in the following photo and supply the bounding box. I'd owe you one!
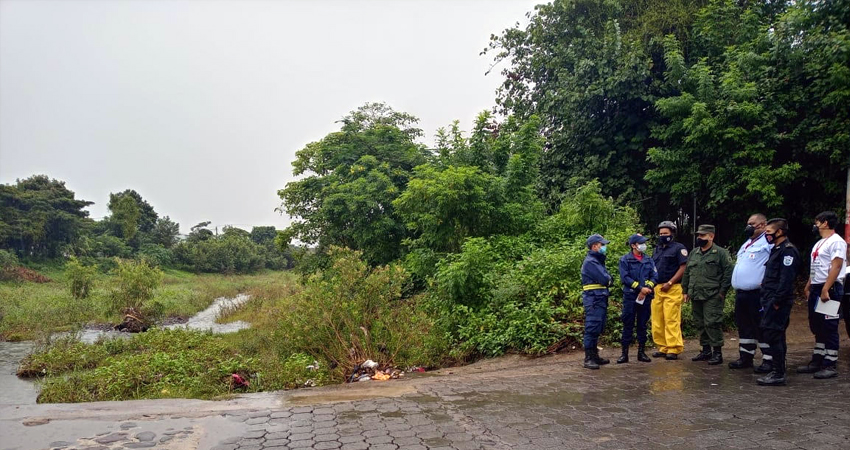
[797,211,846,379]
[729,214,773,371]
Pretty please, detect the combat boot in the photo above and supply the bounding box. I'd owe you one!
[756,371,787,386]
[728,355,753,369]
[754,360,773,374]
[584,349,600,370]
[616,346,629,364]
[813,366,838,379]
[708,347,723,365]
[652,351,667,358]
[593,349,610,365]
[692,345,712,361]
[796,357,823,374]
[637,345,651,363]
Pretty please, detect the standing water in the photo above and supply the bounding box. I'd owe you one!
[0,294,252,405]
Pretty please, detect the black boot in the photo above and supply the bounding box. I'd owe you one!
[708,347,723,365]
[796,356,823,374]
[593,349,610,365]
[754,360,773,374]
[728,354,753,369]
[757,370,787,386]
[637,345,651,363]
[692,345,712,361]
[584,349,600,370]
[652,351,667,358]
[813,366,838,379]
[617,346,629,364]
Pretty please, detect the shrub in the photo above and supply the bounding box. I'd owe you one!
[66,257,96,299]
[110,258,162,314]
[0,249,19,280]
[138,244,173,268]
[274,247,442,377]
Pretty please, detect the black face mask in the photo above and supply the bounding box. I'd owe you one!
[765,232,778,244]
[744,225,755,238]
[658,235,673,245]
[696,237,709,248]
[812,224,821,236]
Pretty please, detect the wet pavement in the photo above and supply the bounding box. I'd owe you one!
[3,303,850,450]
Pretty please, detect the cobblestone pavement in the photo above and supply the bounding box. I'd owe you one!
[4,335,850,450]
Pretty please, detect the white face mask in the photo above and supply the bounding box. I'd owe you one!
[637,243,647,253]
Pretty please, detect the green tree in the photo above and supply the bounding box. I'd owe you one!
[0,175,93,258]
[277,103,430,265]
[148,216,180,249]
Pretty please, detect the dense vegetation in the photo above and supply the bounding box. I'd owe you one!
[5,0,848,402]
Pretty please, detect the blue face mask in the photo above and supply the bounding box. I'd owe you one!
[599,245,608,255]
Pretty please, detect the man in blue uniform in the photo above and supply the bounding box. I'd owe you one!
[582,233,613,370]
[729,214,773,371]
[757,218,800,386]
[617,234,659,363]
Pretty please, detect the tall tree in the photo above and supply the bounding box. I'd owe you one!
[278,103,429,265]
[0,175,93,258]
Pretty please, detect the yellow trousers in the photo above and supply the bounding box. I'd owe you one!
[651,283,684,354]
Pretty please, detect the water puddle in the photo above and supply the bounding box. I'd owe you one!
[0,294,252,405]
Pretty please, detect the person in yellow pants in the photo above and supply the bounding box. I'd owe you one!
[650,221,688,359]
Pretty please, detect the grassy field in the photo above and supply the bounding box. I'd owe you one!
[0,263,293,341]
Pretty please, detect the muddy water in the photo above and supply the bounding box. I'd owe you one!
[0,294,252,405]
[0,341,37,405]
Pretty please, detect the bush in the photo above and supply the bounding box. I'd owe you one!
[274,247,442,377]
[138,244,173,268]
[0,249,19,280]
[429,181,639,358]
[66,257,96,299]
[173,234,265,274]
[110,259,162,314]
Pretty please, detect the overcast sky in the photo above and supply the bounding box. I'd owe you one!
[0,0,538,233]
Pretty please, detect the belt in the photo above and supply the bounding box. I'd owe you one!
[583,284,607,291]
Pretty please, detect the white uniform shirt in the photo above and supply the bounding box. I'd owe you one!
[810,233,847,284]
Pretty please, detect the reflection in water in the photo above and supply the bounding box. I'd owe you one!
[163,294,251,333]
[649,362,685,393]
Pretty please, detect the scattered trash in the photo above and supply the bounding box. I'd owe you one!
[347,360,406,383]
[306,360,320,371]
[303,379,316,387]
[362,360,379,369]
[406,367,426,373]
[372,371,391,381]
[710,383,718,386]
[230,373,250,389]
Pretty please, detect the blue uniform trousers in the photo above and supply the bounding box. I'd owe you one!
[583,291,608,349]
[621,292,651,347]
[807,283,844,368]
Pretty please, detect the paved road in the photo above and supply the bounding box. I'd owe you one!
[4,306,850,450]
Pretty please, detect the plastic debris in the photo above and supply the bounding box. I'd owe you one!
[304,379,316,387]
[357,375,372,382]
[306,360,320,371]
[372,371,391,381]
[230,373,250,388]
[362,360,379,369]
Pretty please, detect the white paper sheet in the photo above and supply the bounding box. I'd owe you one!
[814,298,841,316]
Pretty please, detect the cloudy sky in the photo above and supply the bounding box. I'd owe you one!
[0,0,539,233]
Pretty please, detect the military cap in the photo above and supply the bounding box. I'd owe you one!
[696,224,716,235]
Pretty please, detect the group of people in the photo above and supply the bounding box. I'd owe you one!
[580,211,848,386]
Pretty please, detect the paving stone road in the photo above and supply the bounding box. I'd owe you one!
[4,307,850,450]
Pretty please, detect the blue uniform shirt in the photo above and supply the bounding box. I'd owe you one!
[619,252,659,294]
[652,241,688,284]
[581,250,612,290]
[731,233,772,291]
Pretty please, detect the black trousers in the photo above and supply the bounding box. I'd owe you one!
[761,301,792,375]
[842,291,850,339]
[735,289,765,361]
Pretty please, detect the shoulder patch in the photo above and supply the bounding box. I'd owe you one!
[783,256,794,266]
[681,249,688,256]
